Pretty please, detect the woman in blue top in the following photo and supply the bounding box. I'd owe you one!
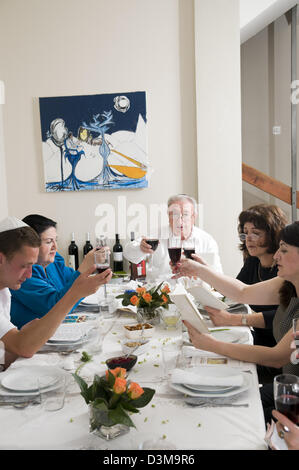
[10,214,102,329]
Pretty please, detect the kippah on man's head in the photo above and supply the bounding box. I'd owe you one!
[0,216,40,258]
[0,216,28,233]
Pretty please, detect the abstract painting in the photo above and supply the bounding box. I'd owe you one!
[39,91,148,191]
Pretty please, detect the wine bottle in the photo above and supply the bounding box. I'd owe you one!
[130,232,146,280]
[83,232,93,256]
[113,233,123,272]
[68,232,79,270]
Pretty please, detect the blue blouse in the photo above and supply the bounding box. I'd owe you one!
[10,252,81,329]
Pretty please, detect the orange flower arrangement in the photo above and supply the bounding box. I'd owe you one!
[74,366,155,430]
[117,282,173,311]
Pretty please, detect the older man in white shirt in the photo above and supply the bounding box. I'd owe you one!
[123,194,223,280]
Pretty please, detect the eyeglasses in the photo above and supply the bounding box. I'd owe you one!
[169,213,193,221]
[239,233,262,242]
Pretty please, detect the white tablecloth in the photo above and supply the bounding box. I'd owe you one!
[0,284,267,450]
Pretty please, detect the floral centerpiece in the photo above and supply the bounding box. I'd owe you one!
[116,283,173,323]
[73,367,155,440]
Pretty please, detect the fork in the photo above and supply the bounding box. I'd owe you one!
[185,400,249,408]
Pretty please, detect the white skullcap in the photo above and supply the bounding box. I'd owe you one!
[0,216,28,233]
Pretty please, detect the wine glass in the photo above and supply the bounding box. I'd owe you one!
[182,237,195,259]
[95,236,114,316]
[145,236,159,275]
[273,374,299,424]
[168,236,182,267]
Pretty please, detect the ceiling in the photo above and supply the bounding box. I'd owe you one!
[240,0,298,43]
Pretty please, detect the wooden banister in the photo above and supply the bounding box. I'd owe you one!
[242,163,299,209]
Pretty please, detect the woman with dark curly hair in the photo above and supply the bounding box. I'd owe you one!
[200,205,287,351]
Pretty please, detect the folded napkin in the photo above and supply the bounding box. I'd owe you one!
[265,420,288,450]
[182,345,222,358]
[170,368,243,387]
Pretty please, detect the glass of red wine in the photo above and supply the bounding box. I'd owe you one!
[145,237,159,274]
[183,237,195,259]
[274,374,299,424]
[168,236,182,267]
[95,237,110,300]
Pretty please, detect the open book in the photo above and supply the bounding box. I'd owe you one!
[170,284,210,334]
[187,285,229,310]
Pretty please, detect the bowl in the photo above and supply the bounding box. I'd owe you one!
[123,323,155,339]
[106,354,137,371]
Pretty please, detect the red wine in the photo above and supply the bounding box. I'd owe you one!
[184,248,195,259]
[68,233,79,270]
[146,239,159,251]
[168,247,182,265]
[275,394,299,424]
[83,232,93,256]
[96,265,110,274]
[113,233,123,272]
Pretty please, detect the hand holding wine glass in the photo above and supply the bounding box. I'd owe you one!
[182,237,195,259]
[140,237,159,254]
[273,374,299,428]
[142,235,159,274]
[95,237,111,299]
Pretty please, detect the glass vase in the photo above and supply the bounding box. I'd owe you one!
[137,306,161,325]
[89,405,130,441]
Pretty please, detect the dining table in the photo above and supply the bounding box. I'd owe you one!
[0,279,268,452]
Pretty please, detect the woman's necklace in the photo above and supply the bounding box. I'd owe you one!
[257,260,272,282]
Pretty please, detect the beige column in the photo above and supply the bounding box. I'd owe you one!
[194,0,243,276]
[0,80,8,219]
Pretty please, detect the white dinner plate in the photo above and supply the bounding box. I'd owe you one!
[170,372,250,398]
[0,366,66,393]
[183,383,235,393]
[210,330,249,344]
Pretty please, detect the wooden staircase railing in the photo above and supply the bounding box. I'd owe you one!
[242,163,299,209]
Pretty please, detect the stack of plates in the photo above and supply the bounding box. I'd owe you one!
[183,329,249,346]
[170,366,250,398]
[0,366,66,396]
[209,329,249,344]
[43,323,94,352]
[77,294,101,313]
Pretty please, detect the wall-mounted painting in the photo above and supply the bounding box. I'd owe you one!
[39,91,148,191]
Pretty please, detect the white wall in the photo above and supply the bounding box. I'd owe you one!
[240,0,297,43]
[0,0,243,275]
[0,0,198,266]
[0,102,8,220]
[194,0,243,276]
[241,13,295,223]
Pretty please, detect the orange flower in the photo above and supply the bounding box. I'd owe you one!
[128,382,144,399]
[142,293,152,303]
[161,285,170,294]
[113,377,127,394]
[105,367,126,380]
[136,287,146,295]
[130,295,139,306]
[162,294,168,304]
